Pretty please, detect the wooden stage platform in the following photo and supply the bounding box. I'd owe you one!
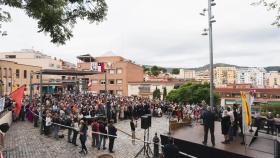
[161,122,276,158]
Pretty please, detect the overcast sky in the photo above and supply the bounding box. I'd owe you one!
[0,0,279,68]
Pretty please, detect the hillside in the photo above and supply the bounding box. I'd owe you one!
[143,63,280,72]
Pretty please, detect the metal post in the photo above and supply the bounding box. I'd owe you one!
[29,72,33,103]
[39,71,43,108]
[208,0,214,108]
[105,70,107,95]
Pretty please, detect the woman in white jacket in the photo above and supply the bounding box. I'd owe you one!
[72,118,79,146]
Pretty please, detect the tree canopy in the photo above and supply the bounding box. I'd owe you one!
[252,0,280,28]
[153,87,161,100]
[0,0,108,44]
[166,83,220,105]
[172,68,180,75]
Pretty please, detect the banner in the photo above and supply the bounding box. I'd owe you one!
[91,62,98,71]
[10,85,25,117]
[240,91,253,130]
[0,97,5,112]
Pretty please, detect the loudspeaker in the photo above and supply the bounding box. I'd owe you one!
[145,114,152,127]
[141,115,149,129]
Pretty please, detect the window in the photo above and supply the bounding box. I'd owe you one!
[116,90,122,96]
[16,69,20,78]
[100,80,106,84]
[117,79,122,85]
[62,76,66,80]
[109,69,115,74]
[5,55,16,59]
[24,70,27,79]
[8,82,11,87]
[109,80,115,85]
[117,68,123,74]
[8,68,12,78]
[31,71,33,79]
[3,68,7,77]
[36,75,39,79]
[49,63,54,67]
[92,80,98,84]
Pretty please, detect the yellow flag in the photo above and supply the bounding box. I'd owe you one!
[240,91,251,129]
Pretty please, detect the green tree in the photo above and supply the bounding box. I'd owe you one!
[172,68,180,74]
[166,83,220,105]
[151,65,160,76]
[153,87,161,99]
[0,0,108,44]
[252,0,280,28]
[163,87,167,100]
[161,68,167,73]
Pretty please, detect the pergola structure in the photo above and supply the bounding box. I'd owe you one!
[29,69,99,106]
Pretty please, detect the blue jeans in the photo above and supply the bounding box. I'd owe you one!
[99,134,106,149]
[92,134,100,147]
[53,125,59,139]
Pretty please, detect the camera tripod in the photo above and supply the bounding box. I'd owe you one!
[135,128,153,158]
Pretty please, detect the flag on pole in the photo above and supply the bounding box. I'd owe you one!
[10,85,25,117]
[98,62,105,72]
[240,91,251,129]
[0,97,5,112]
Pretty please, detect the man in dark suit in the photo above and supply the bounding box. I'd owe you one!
[201,106,215,146]
[108,120,117,153]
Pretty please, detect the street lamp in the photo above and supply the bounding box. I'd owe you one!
[200,0,217,108]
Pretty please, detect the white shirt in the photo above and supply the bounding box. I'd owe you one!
[228,111,235,123]
[46,117,52,126]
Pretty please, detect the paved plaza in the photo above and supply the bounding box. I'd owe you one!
[3,116,169,158]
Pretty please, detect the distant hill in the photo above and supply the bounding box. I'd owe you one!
[143,63,280,72]
[265,66,280,72]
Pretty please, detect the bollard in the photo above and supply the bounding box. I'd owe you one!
[153,132,160,158]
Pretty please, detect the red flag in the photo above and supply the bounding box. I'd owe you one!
[10,85,25,117]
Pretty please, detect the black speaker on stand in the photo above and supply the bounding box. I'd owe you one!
[135,115,153,158]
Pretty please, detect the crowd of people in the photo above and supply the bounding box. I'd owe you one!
[3,91,280,157]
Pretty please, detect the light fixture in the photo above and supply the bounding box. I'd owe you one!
[211,2,216,6]
[210,20,216,23]
[201,32,208,36]
[2,31,7,36]
[200,12,205,16]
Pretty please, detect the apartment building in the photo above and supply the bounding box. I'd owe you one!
[266,71,280,88]
[0,60,41,95]
[77,54,144,96]
[195,69,210,83]
[236,67,266,87]
[214,67,236,87]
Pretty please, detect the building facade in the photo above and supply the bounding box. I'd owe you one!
[128,81,185,99]
[77,54,144,96]
[0,60,41,95]
[215,84,280,106]
[214,67,236,87]
[265,71,280,88]
[236,67,266,88]
[195,70,210,83]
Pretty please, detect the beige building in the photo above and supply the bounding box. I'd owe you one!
[0,60,41,95]
[214,67,236,87]
[0,49,63,83]
[195,70,210,83]
[128,81,185,99]
[266,71,280,88]
[77,54,144,96]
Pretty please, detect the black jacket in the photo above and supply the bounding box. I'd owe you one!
[108,124,117,138]
[202,110,215,128]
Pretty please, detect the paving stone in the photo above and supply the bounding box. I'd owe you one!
[3,116,169,158]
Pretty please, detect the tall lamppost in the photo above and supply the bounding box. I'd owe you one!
[200,0,216,108]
